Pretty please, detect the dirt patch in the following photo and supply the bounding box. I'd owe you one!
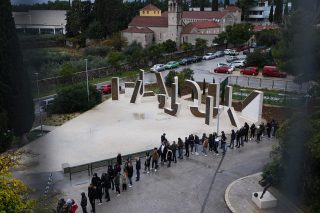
[43,113,81,126]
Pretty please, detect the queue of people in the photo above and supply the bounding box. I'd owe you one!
[57,119,278,213]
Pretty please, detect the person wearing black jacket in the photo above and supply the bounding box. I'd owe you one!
[96,180,103,205]
[188,134,195,154]
[178,138,184,159]
[88,184,96,213]
[107,165,115,191]
[171,141,177,163]
[166,147,173,167]
[194,135,200,155]
[266,122,272,138]
[250,123,256,140]
[91,173,100,187]
[101,173,110,202]
[135,157,141,181]
[80,192,87,213]
[184,137,190,157]
[117,153,122,166]
[229,130,236,149]
[236,130,241,148]
[244,122,249,142]
[127,162,134,187]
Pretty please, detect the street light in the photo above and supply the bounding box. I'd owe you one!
[85,59,89,102]
[35,73,43,136]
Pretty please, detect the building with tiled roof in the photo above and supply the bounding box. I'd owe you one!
[122,1,241,47]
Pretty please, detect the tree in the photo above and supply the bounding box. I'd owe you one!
[0,150,35,211]
[123,41,145,67]
[238,0,256,21]
[224,0,230,8]
[165,68,194,96]
[180,42,193,52]
[107,51,125,70]
[51,84,102,114]
[86,20,105,39]
[102,32,127,51]
[269,5,274,23]
[222,23,254,47]
[274,0,283,24]
[0,0,34,137]
[59,63,77,83]
[255,29,280,47]
[246,51,274,68]
[212,0,218,11]
[283,2,289,17]
[161,39,177,53]
[195,38,207,50]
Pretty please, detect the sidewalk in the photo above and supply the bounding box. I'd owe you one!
[225,173,304,213]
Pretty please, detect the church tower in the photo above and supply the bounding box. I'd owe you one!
[167,0,182,47]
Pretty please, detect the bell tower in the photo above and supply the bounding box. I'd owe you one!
[167,0,182,46]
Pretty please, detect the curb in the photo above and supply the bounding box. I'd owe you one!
[224,172,262,213]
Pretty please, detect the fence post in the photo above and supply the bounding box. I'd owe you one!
[260,78,262,88]
[272,80,274,89]
[285,81,288,92]
[236,76,238,84]
[247,77,249,86]
[69,170,72,181]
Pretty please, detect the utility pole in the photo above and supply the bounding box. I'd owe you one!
[35,73,43,136]
[85,59,89,102]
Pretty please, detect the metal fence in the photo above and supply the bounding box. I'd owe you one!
[228,76,310,93]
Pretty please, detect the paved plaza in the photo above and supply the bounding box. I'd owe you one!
[21,94,253,173]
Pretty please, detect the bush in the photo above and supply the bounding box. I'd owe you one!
[83,46,111,57]
[262,159,281,186]
[165,68,194,95]
[86,20,105,39]
[50,84,102,114]
[246,51,274,68]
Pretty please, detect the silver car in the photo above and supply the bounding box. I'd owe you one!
[150,64,165,72]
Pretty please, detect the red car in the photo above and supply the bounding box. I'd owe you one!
[214,66,233,74]
[99,84,112,94]
[262,66,287,78]
[240,66,259,76]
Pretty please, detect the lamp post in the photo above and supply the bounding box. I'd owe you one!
[85,59,89,102]
[35,73,43,135]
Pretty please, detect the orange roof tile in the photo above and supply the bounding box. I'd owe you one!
[129,16,168,27]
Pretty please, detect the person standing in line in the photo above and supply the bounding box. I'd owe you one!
[228,130,236,149]
[194,135,200,155]
[235,130,241,148]
[117,153,122,167]
[256,125,262,142]
[107,165,115,191]
[100,173,109,202]
[208,134,214,152]
[202,137,208,156]
[239,127,244,147]
[80,192,87,213]
[221,131,227,155]
[244,122,249,142]
[213,133,219,155]
[144,152,151,174]
[88,184,96,213]
[136,157,141,181]
[71,199,78,213]
[104,173,111,202]
[250,123,256,140]
[189,134,195,154]
[201,133,207,145]
[152,147,160,172]
[121,171,128,191]
[114,172,121,196]
[171,141,177,163]
[166,147,173,167]
[266,122,272,138]
[184,137,190,157]
[260,122,265,137]
[96,180,103,205]
[178,138,184,159]
[57,198,66,213]
[91,173,100,187]
[161,133,167,142]
[127,162,134,187]
[159,141,167,165]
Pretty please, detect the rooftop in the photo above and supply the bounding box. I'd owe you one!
[140,4,161,11]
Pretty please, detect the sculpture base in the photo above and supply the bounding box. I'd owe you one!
[252,191,277,209]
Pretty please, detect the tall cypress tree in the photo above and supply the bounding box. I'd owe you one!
[269,4,274,23]
[0,0,34,136]
[284,2,289,16]
[224,0,230,8]
[212,0,219,11]
[274,0,283,24]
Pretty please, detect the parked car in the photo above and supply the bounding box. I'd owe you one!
[230,60,246,68]
[226,56,239,63]
[262,66,287,78]
[213,51,225,58]
[217,63,235,71]
[40,97,55,111]
[179,57,193,65]
[98,84,112,94]
[240,66,259,76]
[213,66,233,74]
[203,52,215,60]
[164,61,179,69]
[150,64,165,72]
[224,49,233,55]
[229,49,239,56]
[191,55,203,63]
